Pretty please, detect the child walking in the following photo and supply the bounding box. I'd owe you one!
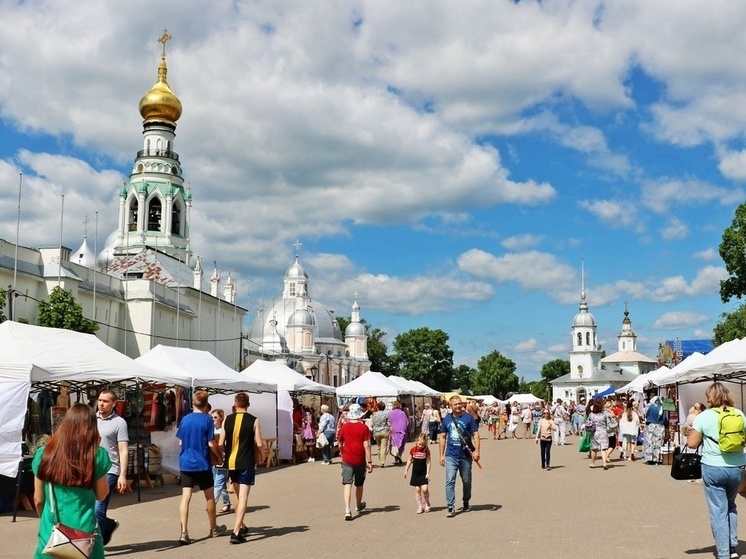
[403,433,431,513]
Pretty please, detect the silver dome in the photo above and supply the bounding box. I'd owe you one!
[288,308,315,327]
[345,322,366,337]
[573,311,596,327]
[286,258,308,280]
[249,299,343,346]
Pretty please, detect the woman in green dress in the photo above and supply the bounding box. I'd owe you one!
[32,403,111,559]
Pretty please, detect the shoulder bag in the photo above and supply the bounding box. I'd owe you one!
[670,445,702,481]
[42,482,97,559]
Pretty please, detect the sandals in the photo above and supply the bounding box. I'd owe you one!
[218,505,232,515]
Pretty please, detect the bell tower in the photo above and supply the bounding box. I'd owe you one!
[115,29,191,263]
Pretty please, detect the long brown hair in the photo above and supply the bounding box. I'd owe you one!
[625,400,633,422]
[37,404,101,488]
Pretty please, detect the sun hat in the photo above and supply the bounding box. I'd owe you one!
[347,403,364,420]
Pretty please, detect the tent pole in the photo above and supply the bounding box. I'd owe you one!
[136,379,142,503]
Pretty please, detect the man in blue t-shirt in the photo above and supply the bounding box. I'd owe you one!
[175,390,225,545]
[439,395,480,518]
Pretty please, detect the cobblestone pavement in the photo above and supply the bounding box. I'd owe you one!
[2,428,739,558]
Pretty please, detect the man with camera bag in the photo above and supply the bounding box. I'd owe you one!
[439,395,480,518]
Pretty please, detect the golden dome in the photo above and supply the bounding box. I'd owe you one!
[138,55,182,123]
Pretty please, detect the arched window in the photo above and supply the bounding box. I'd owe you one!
[577,333,582,346]
[146,139,151,154]
[147,198,162,231]
[128,199,138,231]
[171,201,181,235]
[586,332,591,345]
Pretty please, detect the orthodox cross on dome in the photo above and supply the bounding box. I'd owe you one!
[624,300,629,315]
[293,239,302,258]
[158,28,172,58]
[83,215,89,237]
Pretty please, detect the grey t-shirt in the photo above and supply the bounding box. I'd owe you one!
[97,412,129,475]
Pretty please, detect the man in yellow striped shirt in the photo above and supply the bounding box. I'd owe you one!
[219,392,265,544]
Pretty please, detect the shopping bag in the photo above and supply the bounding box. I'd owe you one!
[670,446,702,480]
[578,431,591,453]
[315,432,328,448]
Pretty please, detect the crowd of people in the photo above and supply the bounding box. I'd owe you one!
[28,383,746,558]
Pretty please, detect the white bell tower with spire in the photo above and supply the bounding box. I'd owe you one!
[569,261,602,380]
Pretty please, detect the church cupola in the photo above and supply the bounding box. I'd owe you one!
[283,240,309,298]
[344,293,368,359]
[115,29,191,264]
[617,301,637,352]
[210,263,220,297]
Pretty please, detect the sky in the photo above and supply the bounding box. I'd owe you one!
[1,1,745,381]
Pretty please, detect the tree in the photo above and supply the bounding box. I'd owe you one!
[336,316,389,373]
[471,350,518,398]
[0,287,6,323]
[713,304,746,346]
[389,327,453,391]
[37,286,98,333]
[720,202,746,303]
[536,358,569,402]
[452,364,475,394]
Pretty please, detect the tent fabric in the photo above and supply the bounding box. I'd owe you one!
[617,366,671,393]
[136,345,276,393]
[0,321,183,386]
[387,375,429,395]
[243,360,335,394]
[652,352,705,386]
[593,386,616,398]
[336,371,405,397]
[505,393,543,404]
[669,340,745,385]
[0,381,30,477]
[409,380,442,397]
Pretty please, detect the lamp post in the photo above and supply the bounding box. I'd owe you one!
[307,366,318,382]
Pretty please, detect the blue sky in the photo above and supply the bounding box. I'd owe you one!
[1,1,745,380]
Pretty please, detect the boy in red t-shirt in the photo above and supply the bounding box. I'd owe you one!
[337,403,373,520]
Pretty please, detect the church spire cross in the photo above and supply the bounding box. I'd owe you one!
[158,28,172,58]
[293,239,302,258]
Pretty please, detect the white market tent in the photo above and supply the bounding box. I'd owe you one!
[336,371,405,397]
[137,345,277,393]
[651,352,705,387]
[409,380,442,397]
[617,366,671,394]
[387,375,429,395]
[668,339,746,385]
[505,393,543,405]
[243,360,335,394]
[0,321,183,478]
[473,395,499,405]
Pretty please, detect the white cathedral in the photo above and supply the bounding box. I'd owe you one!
[550,269,657,403]
[245,248,371,387]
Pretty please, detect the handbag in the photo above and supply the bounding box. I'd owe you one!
[316,432,328,448]
[43,483,97,559]
[670,446,702,481]
[578,430,591,453]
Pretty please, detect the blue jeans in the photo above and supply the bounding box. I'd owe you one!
[702,464,743,559]
[321,431,336,463]
[213,467,230,507]
[540,440,552,468]
[444,456,472,509]
[95,473,118,544]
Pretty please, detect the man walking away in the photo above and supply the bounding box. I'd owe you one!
[552,399,567,445]
[439,395,480,517]
[220,392,265,544]
[338,403,373,520]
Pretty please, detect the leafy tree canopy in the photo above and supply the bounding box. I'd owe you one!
[471,350,518,398]
[719,202,746,303]
[713,304,746,346]
[389,327,453,391]
[37,286,98,334]
[452,364,475,394]
[540,359,570,383]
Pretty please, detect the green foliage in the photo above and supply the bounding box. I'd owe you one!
[336,316,389,373]
[533,358,570,401]
[471,350,518,398]
[37,286,98,334]
[389,327,453,391]
[0,287,6,323]
[713,304,746,346]
[720,203,746,303]
[452,364,475,394]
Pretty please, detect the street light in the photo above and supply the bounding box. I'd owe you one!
[307,366,318,382]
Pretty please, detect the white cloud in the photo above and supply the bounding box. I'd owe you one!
[717,147,746,180]
[501,234,544,250]
[514,338,538,352]
[578,199,643,233]
[693,248,719,261]
[661,217,689,240]
[650,265,727,302]
[641,178,743,214]
[653,311,710,330]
